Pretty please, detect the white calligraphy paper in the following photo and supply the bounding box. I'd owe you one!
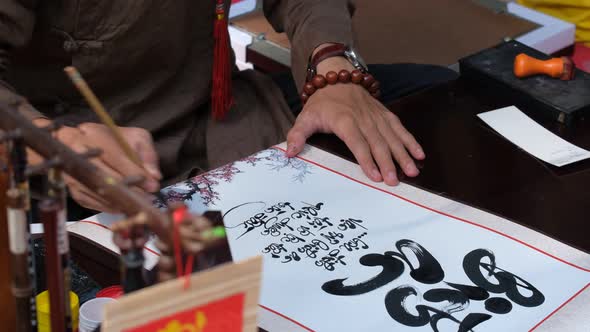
[159,145,590,332]
[478,106,590,167]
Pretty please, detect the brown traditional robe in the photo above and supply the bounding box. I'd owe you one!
[0,0,354,184]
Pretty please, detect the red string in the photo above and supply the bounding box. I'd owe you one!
[211,0,234,121]
[172,205,195,290]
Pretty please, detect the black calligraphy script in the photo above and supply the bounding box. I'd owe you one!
[225,201,371,272]
[322,240,545,331]
[223,201,297,239]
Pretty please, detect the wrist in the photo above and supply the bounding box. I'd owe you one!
[307,43,369,80]
[312,43,335,57]
[302,43,379,104]
[316,56,355,76]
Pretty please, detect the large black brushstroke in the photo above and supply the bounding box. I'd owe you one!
[463,249,545,307]
[321,253,404,295]
[386,239,445,284]
[485,297,513,314]
[385,286,493,332]
[423,289,469,314]
[457,313,492,332]
[384,286,432,327]
[428,310,464,332]
[446,282,490,301]
[423,289,472,332]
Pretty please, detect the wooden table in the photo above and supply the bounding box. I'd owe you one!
[311,78,590,253]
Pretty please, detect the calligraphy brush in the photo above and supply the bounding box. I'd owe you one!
[64,67,143,166]
[47,168,73,332]
[7,136,36,332]
[6,188,34,332]
[39,197,67,332]
[64,67,164,200]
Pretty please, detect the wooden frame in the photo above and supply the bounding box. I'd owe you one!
[507,2,575,54]
[103,257,262,332]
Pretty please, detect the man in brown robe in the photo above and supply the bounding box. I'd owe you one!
[1,0,452,213]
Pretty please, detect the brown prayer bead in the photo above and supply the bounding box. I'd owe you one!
[361,74,375,89]
[301,68,380,105]
[326,71,338,84]
[312,75,327,89]
[369,81,380,93]
[338,70,351,83]
[303,82,316,95]
[300,92,310,104]
[351,70,363,84]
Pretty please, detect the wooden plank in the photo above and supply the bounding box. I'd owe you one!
[352,0,537,65]
[231,0,538,66]
[0,143,17,329]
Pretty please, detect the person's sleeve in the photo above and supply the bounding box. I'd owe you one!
[0,0,44,120]
[263,0,355,89]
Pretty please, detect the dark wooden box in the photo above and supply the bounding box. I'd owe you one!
[459,40,590,126]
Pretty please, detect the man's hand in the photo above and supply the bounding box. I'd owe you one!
[286,56,424,186]
[31,119,162,212]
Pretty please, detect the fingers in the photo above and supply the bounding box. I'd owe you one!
[126,127,162,180]
[70,140,123,177]
[26,148,44,166]
[291,84,424,186]
[66,141,125,213]
[333,115,382,182]
[381,113,420,177]
[155,238,172,254]
[78,123,160,193]
[329,106,422,184]
[69,189,110,212]
[378,114,419,178]
[386,112,425,160]
[361,121,399,186]
[67,177,115,212]
[157,254,175,271]
[286,111,318,157]
[179,215,213,255]
[157,253,176,282]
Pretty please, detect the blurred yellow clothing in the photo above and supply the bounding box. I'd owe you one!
[518,0,590,45]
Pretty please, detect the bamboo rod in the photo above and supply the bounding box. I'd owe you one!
[63,66,143,167]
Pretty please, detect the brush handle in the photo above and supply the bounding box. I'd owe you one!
[6,189,33,332]
[40,199,66,332]
[0,104,173,246]
[64,66,143,166]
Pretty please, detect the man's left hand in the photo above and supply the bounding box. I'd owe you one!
[286,56,424,186]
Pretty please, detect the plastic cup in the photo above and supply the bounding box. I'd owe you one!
[78,297,115,332]
[36,290,79,332]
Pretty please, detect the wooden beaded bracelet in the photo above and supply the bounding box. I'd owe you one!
[300,69,381,104]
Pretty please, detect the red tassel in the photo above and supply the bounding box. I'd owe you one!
[211,0,233,121]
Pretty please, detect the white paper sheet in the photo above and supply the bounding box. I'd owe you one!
[67,220,160,270]
[30,221,75,235]
[478,106,590,167]
[158,145,590,332]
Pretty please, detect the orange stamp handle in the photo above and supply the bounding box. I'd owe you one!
[513,53,575,81]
